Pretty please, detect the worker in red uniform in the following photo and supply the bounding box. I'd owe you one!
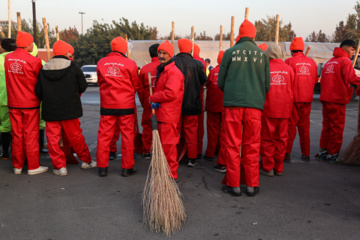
[149,40,184,179]
[174,39,207,167]
[139,44,160,159]
[4,31,48,175]
[260,44,294,176]
[35,40,96,176]
[205,51,224,161]
[218,20,270,197]
[317,40,360,163]
[285,37,318,162]
[96,36,140,177]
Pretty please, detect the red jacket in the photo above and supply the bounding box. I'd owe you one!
[205,65,223,112]
[4,48,43,108]
[320,48,360,104]
[138,57,160,109]
[97,52,140,110]
[149,61,184,124]
[263,59,295,118]
[285,52,318,103]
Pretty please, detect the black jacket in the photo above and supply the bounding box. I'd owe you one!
[35,56,87,121]
[174,53,207,115]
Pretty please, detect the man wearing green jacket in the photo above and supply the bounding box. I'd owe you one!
[218,19,270,197]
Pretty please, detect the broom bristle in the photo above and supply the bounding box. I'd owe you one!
[340,137,360,165]
[142,130,186,236]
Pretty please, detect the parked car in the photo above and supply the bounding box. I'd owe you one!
[81,65,98,85]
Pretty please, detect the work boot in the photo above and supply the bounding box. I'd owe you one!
[81,160,97,169]
[301,155,310,162]
[284,153,291,163]
[213,163,226,173]
[315,148,328,161]
[53,167,68,176]
[121,168,136,177]
[327,153,339,164]
[187,158,197,167]
[221,185,242,196]
[0,152,9,160]
[274,171,283,176]
[27,166,49,175]
[143,152,151,160]
[98,167,108,177]
[109,152,116,160]
[246,186,260,197]
[260,168,274,177]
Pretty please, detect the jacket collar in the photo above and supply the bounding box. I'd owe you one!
[292,52,304,57]
[108,51,127,58]
[270,59,284,63]
[175,52,193,58]
[235,37,256,46]
[151,57,159,62]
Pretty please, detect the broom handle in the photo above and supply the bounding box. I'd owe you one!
[353,40,360,134]
[275,14,280,45]
[148,72,155,115]
[305,46,311,56]
[353,40,360,68]
[42,18,51,61]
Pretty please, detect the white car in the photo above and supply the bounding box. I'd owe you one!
[81,65,98,85]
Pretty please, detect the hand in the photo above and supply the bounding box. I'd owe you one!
[151,103,161,110]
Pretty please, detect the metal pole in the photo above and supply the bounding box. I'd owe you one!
[32,0,37,44]
[79,12,86,35]
[8,0,11,38]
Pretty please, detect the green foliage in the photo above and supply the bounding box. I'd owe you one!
[255,16,296,42]
[333,1,360,42]
[306,30,330,42]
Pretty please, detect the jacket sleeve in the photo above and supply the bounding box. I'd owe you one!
[130,63,141,92]
[206,70,214,88]
[150,71,182,103]
[342,59,360,86]
[35,75,42,100]
[137,69,145,107]
[197,62,207,86]
[218,51,228,91]
[264,55,271,94]
[74,62,88,94]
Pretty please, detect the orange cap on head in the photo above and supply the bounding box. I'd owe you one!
[16,31,34,48]
[217,51,225,64]
[237,19,256,40]
[258,43,268,51]
[69,45,75,55]
[111,37,127,54]
[290,37,305,51]
[178,39,193,53]
[158,40,174,58]
[53,40,72,56]
[194,44,200,56]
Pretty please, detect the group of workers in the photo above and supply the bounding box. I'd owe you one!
[1,19,359,197]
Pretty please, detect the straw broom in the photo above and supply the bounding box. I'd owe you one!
[340,40,360,165]
[142,72,186,236]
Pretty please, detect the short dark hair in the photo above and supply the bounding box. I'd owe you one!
[340,40,356,49]
[291,50,303,54]
[149,44,159,58]
[1,38,17,51]
[205,58,211,63]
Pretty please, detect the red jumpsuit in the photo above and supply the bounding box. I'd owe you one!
[205,65,223,158]
[138,57,160,154]
[4,48,43,170]
[150,61,184,179]
[285,52,318,157]
[319,47,360,155]
[96,52,140,169]
[261,59,294,174]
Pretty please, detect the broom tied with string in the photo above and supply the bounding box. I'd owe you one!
[142,72,186,236]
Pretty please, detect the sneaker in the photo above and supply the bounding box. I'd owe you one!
[222,185,242,196]
[327,153,339,164]
[143,152,151,160]
[39,149,49,155]
[246,186,260,197]
[27,166,49,175]
[109,152,116,160]
[1,152,10,160]
[284,153,291,163]
[204,155,214,161]
[98,167,108,177]
[13,168,22,175]
[81,160,97,169]
[274,171,283,176]
[260,168,274,177]
[186,159,197,167]
[301,155,310,162]
[213,164,226,173]
[315,148,328,161]
[121,168,136,177]
[53,167,68,176]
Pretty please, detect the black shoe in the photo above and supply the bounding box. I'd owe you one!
[39,149,49,155]
[213,163,226,173]
[186,158,197,167]
[197,154,202,159]
[301,155,310,162]
[98,167,108,177]
[204,155,214,161]
[246,186,259,197]
[121,168,136,177]
[143,152,151,160]
[0,152,9,160]
[284,153,291,163]
[109,152,116,160]
[222,185,242,196]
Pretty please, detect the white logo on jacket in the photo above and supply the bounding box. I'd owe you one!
[9,62,24,74]
[105,64,122,77]
[270,71,288,85]
[325,64,335,74]
[296,63,311,76]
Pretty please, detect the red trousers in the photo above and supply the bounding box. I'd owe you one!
[320,102,346,155]
[260,117,288,174]
[216,110,227,165]
[110,119,120,153]
[97,115,135,169]
[46,119,91,169]
[141,106,152,153]
[222,107,262,188]
[287,102,311,155]
[205,111,222,158]
[159,122,179,179]
[178,115,198,159]
[9,108,40,170]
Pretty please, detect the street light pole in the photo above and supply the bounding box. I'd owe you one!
[32,0,37,44]
[79,12,86,35]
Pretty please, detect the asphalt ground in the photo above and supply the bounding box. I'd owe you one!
[0,86,359,240]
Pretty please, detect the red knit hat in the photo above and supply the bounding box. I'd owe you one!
[258,43,268,51]
[158,40,174,58]
[111,37,127,54]
[194,44,200,55]
[217,51,225,64]
[237,19,256,39]
[290,37,305,51]
[53,40,71,56]
[69,45,75,55]
[16,31,34,48]
[178,39,193,53]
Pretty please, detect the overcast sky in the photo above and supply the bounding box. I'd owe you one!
[0,0,357,40]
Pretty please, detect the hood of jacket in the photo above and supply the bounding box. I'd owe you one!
[41,55,71,81]
[333,47,349,58]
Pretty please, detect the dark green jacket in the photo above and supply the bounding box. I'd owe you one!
[218,37,270,110]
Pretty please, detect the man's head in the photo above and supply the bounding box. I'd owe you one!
[53,40,73,58]
[217,51,225,65]
[1,38,16,52]
[205,58,211,67]
[340,39,356,59]
[290,37,305,55]
[178,39,192,54]
[158,40,174,64]
[149,43,159,58]
[111,36,127,55]
[194,44,200,56]
[236,19,256,41]
[266,44,284,60]
[16,31,34,52]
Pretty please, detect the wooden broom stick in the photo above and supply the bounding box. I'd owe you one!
[352,40,360,68]
[230,16,235,47]
[125,34,130,58]
[245,7,249,20]
[191,26,195,56]
[305,46,311,56]
[219,25,223,51]
[275,14,280,45]
[8,0,11,38]
[17,12,21,31]
[42,18,51,61]
[0,31,5,38]
[171,21,175,47]
[56,26,59,41]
